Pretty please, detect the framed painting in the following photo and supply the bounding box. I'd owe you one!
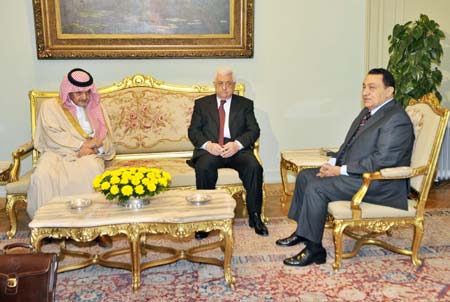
[33,0,254,59]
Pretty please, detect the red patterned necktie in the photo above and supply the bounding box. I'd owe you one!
[336,110,372,165]
[218,100,226,146]
[358,111,372,131]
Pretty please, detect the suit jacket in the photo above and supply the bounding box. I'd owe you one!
[333,100,414,210]
[188,94,260,162]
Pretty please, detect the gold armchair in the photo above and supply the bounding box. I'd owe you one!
[327,93,449,270]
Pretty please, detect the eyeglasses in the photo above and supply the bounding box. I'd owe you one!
[214,81,235,88]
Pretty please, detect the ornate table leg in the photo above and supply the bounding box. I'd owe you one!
[222,220,235,289]
[129,231,141,291]
[280,157,292,197]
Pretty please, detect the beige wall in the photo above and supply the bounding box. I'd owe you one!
[366,0,450,109]
[0,1,366,189]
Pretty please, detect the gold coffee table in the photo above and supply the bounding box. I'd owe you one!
[29,189,236,291]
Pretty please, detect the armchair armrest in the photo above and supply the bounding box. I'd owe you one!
[380,166,414,178]
[10,141,34,182]
[349,165,428,219]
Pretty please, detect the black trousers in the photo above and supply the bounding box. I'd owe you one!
[194,149,263,214]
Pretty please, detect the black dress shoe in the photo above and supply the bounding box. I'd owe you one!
[276,232,306,246]
[249,212,269,236]
[283,246,326,267]
[195,231,209,240]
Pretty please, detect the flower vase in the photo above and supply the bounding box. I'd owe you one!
[118,196,151,209]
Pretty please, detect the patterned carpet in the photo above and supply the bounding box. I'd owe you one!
[2,210,450,302]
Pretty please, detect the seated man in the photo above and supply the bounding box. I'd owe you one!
[276,68,414,266]
[27,68,115,246]
[188,67,268,237]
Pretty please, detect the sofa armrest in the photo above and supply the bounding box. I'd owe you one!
[10,141,34,182]
[252,139,263,165]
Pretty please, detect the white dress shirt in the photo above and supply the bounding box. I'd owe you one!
[69,99,104,154]
[201,96,243,150]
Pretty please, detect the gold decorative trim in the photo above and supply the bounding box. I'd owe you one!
[100,74,245,96]
[0,163,12,183]
[5,194,27,239]
[57,98,92,140]
[408,93,448,116]
[33,0,254,59]
[279,156,322,197]
[31,218,235,290]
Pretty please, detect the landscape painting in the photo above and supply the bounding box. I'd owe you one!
[58,0,231,35]
[33,0,254,58]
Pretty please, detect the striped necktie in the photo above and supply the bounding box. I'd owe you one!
[336,111,372,165]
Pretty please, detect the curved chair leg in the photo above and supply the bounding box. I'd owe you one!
[241,190,247,207]
[261,184,268,223]
[6,194,26,239]
[411,220,424,267]
[332,222,346,271]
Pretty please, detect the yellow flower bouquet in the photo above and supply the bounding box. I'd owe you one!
[93,167,171,203]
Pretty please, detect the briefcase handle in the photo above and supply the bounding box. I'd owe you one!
[2,243,35,254]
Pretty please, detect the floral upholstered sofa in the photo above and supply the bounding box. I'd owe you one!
[5,74,266,238]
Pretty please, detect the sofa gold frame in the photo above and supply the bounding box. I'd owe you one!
[327,94,449,270]
[5,74,266,238]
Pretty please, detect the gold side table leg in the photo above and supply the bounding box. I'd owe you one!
[280,159,291,197]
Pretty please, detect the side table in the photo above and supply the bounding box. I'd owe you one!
[280,148,337,201]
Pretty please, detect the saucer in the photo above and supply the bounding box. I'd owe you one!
[186,193,211,205]
[68,198,92,210]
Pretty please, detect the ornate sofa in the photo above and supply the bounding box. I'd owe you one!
[5,74,266,238]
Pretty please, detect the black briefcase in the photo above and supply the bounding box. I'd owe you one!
[0,243,58,302]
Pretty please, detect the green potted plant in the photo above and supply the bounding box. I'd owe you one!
[387,14,445,107]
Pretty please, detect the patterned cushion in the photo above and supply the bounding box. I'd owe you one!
[101,87,207,155]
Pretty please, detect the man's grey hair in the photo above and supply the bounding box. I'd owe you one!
[215,66,235,81]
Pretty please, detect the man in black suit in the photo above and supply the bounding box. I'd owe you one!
[188,67,268,237]
[276,68,414,266]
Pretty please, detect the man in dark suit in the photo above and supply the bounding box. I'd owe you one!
[188,67,268,237]
[276,68,414,266]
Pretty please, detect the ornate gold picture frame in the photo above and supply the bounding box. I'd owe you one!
[33,0,254,59]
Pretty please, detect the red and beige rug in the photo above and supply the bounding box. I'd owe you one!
[1,209,450,302]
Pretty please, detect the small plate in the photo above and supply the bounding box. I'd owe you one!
[69,198,92,210]
[186,193,211,205]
